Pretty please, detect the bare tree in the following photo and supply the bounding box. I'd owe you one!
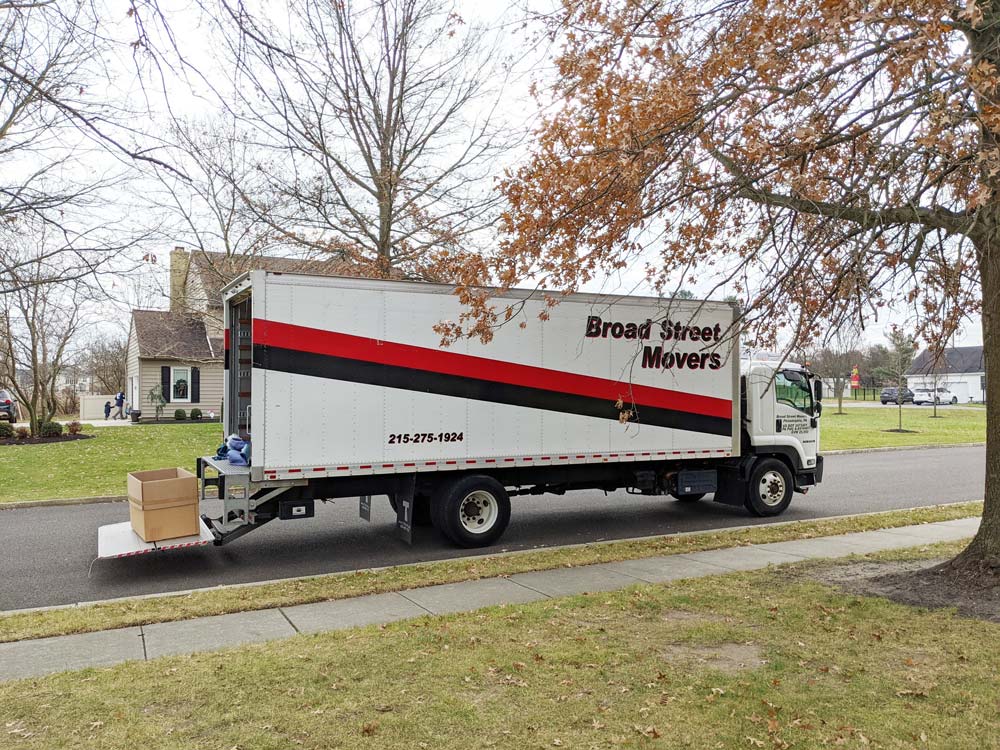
[149,117,286,263]
[807,330,862,415]
[0,233,87,434]
[209,0,511,277]
[874,330,919,434]
[85,335,128,395]
[1,0,166,294]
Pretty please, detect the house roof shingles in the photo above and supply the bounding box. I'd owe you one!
[131,310,218,361]
[907,345,984,376]
[189,250,360,308]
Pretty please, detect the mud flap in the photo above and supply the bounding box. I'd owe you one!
[394,474,416,545]
[714,456,756,506]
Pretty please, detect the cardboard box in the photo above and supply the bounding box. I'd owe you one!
[127,468,199,542]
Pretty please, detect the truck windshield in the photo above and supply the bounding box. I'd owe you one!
[775,370,813,413]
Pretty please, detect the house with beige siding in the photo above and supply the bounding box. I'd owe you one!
[125,248,359,420]
[126,310,223,418]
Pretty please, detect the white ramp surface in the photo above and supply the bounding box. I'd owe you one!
[97,519,214,559]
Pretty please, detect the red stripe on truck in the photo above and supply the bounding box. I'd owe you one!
[253,319,731,420]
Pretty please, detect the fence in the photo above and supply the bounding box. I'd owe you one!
[80,394,117,421]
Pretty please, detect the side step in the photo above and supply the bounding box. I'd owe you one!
[203,513,274,546]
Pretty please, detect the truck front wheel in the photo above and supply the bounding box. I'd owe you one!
[744,458,793,517]
[432,475,511,548]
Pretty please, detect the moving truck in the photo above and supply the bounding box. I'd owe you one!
[98,271,824,557]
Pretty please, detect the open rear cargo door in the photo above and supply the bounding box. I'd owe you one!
[228,289,253,438]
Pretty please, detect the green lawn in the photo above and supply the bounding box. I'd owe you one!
[821,407,986,451]
[0,423,221,503]
[2,544,996,749]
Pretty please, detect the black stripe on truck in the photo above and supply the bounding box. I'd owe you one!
[254,344,733,438]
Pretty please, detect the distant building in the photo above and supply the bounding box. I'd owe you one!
[906,346,985,403]
[54,365,97,395]
[125,248,360,418]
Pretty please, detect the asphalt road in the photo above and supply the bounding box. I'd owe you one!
[0,445,985,612]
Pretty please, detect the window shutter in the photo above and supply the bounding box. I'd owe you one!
[191,367,201,403]
[161,366,171,403]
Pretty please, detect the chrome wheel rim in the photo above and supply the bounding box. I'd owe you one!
[459,490,498,534]
[758,470,786,507]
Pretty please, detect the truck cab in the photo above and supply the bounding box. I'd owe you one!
[740,360,824,504]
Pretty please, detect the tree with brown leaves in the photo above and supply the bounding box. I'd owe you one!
[451,1,999,572]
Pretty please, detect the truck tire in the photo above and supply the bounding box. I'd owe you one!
[744,458,793,517]
[388,494,433,526]
[432,475,511,548]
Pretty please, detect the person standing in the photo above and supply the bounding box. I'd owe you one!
[104,401,112,420]
[113,390,125,420]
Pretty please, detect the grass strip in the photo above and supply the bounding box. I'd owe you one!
[0,501,981,644]
[1,546,997,749]
[820,407,985,450]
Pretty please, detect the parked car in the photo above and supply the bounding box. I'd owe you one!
[0,389,19,422]
[880,386,914,405]
[913,387,959,405]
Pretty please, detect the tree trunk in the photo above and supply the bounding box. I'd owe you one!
[952,235,1000,569]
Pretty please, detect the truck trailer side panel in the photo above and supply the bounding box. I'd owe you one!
[240,273,739,481]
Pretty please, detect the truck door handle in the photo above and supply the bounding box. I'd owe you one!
[775,419,782,433]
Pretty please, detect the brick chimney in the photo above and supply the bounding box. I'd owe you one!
[169,247,191,312]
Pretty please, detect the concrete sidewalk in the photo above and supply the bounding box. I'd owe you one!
[0,517,980,682]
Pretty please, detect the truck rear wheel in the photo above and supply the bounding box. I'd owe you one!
[744,458,793,517]
[432,475,511,548]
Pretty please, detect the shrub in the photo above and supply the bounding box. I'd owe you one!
[174,409,187,421]
[15,426,29,440]
[190,408,203,420]
[40,421,63,438]
[0,422,13,439]
[67,421,83,435]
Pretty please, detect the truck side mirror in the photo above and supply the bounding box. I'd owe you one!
[813,380,823,401]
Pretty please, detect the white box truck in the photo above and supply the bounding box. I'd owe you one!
[98,271,824,557]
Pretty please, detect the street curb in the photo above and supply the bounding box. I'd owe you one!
[0,501,982,618]
[0,444,985,510]
[0,495,126,510]
[825,443,985,455]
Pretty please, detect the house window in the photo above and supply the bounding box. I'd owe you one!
[171,367,191,403]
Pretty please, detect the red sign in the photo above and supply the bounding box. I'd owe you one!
[850,365,860,389]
